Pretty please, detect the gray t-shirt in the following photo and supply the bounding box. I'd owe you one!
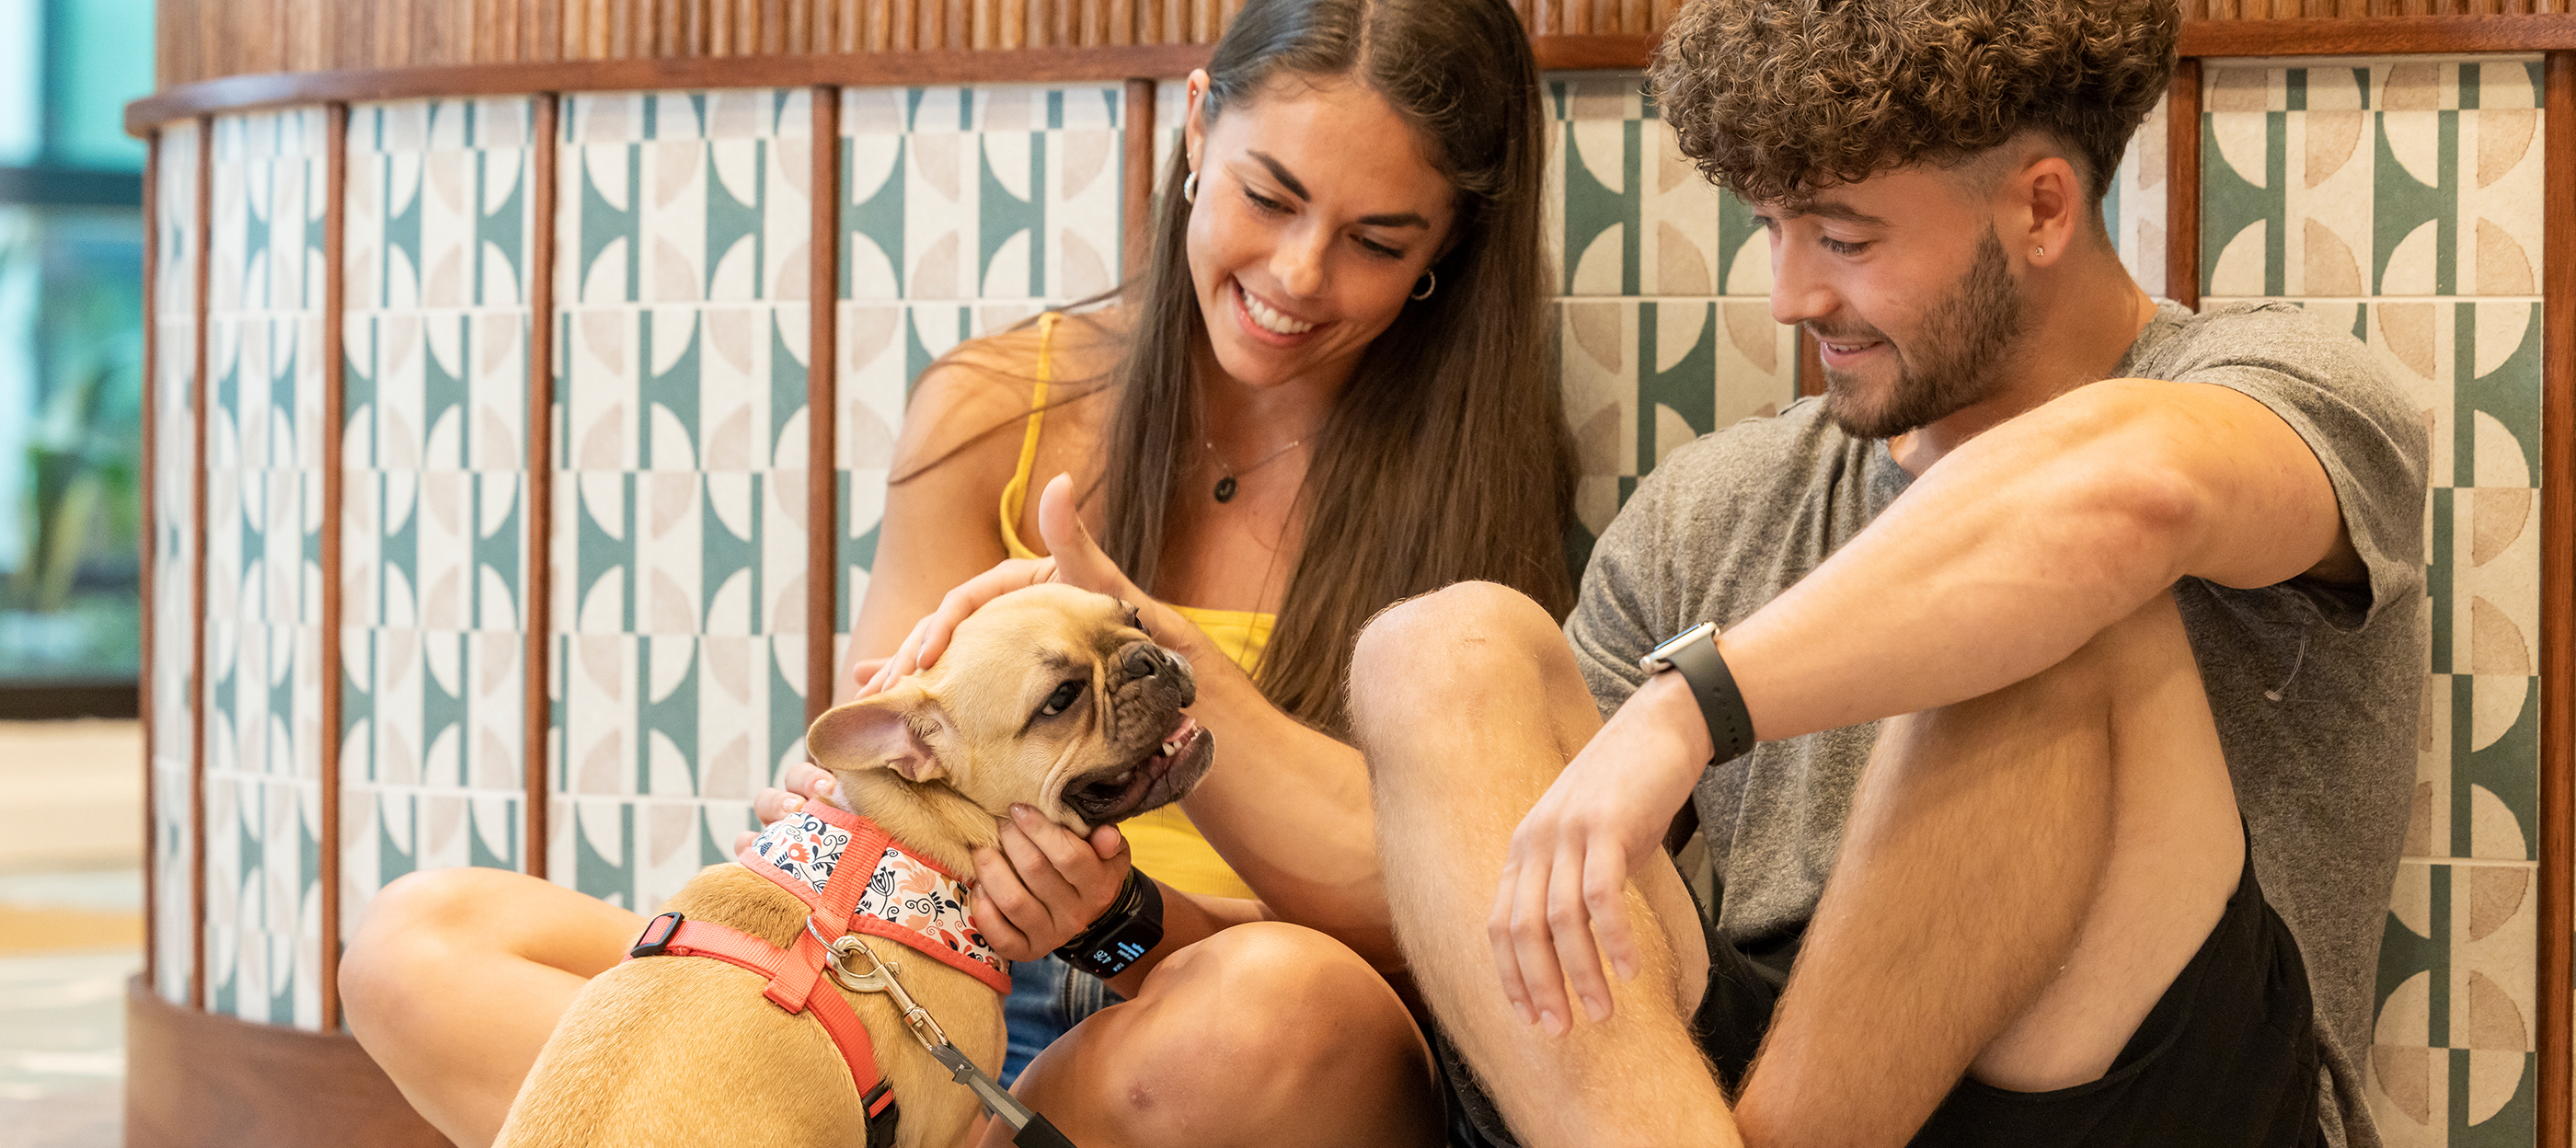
[1567,301,2426,1148]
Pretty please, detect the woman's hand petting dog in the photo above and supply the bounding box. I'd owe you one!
[970,804,1133,959]
[864,474,1222,696]
[737,747,1135,959]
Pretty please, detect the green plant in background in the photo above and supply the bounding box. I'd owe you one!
[0,205,144,676]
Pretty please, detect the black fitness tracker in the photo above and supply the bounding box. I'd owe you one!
[1639,621,1756,765]
[1054,868,1165,978]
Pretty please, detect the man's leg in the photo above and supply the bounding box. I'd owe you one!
[1356,582,1731,1148]
[341,867,645,1148]
[981,923,1445,1148]
[1733,589,2243,1146]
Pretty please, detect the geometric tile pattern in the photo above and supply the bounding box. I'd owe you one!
[836,84,1124,643]
[2202,57,2547,1148]
[551,90,816,913]
[339,98,539,934]
[149,120,201,1006]
[201,109,330,1028]
[1549,75,1797,564]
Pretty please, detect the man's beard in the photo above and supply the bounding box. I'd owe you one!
[1813,229,2023,441]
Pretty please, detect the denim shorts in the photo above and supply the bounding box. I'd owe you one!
[1000,953,1122,1084]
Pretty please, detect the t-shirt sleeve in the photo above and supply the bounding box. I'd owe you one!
[1564,470,1673,718]
[2151,303,2429,629]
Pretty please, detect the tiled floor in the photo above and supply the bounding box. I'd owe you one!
[0,720,142,1148]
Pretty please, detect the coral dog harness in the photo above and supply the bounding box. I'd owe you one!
[624,800,1011,1148]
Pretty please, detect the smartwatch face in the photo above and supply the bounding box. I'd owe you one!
[1642,621,1717,673]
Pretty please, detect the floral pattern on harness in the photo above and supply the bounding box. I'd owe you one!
[751,809,855,900]
[857,847,1005,979]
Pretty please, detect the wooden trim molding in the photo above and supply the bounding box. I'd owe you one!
[128,45,1213,134]
[1123,77,1157,281]
[188,114,213,1011]
[2537,47,2573,1148]
[810,86,844,724]
[2166,59,2203,313]
[524,92,560,881]
[1796,328,1823,399]
[125,975,449,1148]
[123,17,2576,136]
[316,100,350,1030]
[2179,13,2576,58]
[139,132,161,995]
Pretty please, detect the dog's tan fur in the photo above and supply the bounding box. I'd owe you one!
[495,585,1213,1148]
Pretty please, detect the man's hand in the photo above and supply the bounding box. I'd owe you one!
[1489,671,1714,1033]
[970,804,1133,960]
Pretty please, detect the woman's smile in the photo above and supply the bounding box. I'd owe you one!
[1232,278,1324,343]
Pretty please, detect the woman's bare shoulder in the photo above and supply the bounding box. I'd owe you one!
[891,308,1130,474]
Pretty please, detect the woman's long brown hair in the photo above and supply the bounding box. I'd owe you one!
[1098,0,1575,735]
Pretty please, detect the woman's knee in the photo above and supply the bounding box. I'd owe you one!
[1094,924,1430,1142]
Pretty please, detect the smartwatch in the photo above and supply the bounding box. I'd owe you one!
[1054,868,1165,978]
[1639,621,1756,765]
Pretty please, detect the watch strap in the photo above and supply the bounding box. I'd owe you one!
[1053,868,1164,978]
[1662,629,1755,765]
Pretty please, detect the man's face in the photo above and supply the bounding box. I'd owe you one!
[1755,164,2026,440]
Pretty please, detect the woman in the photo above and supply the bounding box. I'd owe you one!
[341,0,1569,1142]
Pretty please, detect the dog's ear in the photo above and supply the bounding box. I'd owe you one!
[809,684,946,783]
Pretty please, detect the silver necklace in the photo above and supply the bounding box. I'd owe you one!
[1203,432,1310,503]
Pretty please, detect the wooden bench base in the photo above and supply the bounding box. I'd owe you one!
[124,976,454,1148]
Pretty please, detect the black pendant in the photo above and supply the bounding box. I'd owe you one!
[1213,476,1238,502]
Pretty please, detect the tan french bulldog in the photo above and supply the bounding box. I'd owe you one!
[495,583,1216,1148]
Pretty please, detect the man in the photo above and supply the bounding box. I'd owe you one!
[1355,1,2423,1145]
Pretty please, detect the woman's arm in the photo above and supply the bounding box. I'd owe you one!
[874,475,1403,971]
[833,351,1035,703]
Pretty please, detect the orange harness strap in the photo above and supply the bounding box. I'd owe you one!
[633,914,902,1132]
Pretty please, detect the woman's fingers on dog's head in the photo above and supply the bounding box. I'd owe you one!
[730,830,757,855]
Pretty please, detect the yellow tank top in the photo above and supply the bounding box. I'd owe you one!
[996,314,1266,901]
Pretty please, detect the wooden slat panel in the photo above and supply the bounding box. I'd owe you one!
[316,100,350,1032]
[2166,59,2202,312]
[2538,45,2573,1148]
[524,92,561,882]
[809,85,843,725]
[148,0,2576,88]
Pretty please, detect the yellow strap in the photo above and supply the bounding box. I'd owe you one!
[997,313,1060,560]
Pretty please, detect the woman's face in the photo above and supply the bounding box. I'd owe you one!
[1180,71,1458,393]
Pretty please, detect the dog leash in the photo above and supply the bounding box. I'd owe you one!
[820,930,1080,1148]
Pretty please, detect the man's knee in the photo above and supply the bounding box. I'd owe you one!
[1099,924,1420,1140]
[1351,580,1561,695]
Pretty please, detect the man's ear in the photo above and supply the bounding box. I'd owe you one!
[809,683,946,783]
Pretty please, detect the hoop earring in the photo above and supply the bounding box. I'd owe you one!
[1410,270,1436,301]
[1183,172,1198,203]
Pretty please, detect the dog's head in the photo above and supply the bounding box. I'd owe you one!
[808,583,1215,831]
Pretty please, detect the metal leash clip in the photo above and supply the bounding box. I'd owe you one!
[820,933,1080,1148]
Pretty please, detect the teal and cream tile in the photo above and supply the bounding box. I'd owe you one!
[2372,860,2537,1148]
[842,85,1124,306]
[148,120,202,1004]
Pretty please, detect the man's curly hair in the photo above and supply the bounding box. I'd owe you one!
[1651,0,2179,210]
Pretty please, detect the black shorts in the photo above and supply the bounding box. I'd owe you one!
[1433,835,2326,1147]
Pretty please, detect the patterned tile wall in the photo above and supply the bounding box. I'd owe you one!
[836,85,1125,649]
[339,98,538,934]
[2202,58,2547,1148]
[149,121,200,1005]
[201,109,329,1027]
[552,90,817,912]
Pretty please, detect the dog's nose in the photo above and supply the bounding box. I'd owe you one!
[1123,647,1163,680]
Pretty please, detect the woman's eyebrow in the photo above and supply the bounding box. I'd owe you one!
[1245,150,1430,229]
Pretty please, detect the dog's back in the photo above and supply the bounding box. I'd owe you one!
[496,864,1000,1148]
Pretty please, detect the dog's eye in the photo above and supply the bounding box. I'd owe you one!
[1119,603,1142,630]
[1039,680,1086,718]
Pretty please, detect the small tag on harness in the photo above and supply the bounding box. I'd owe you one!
[629,912,685,959]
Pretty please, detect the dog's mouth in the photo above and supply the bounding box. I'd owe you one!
[1063,714,1212,825]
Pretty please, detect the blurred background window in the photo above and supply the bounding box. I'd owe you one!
[0,0,155,713]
